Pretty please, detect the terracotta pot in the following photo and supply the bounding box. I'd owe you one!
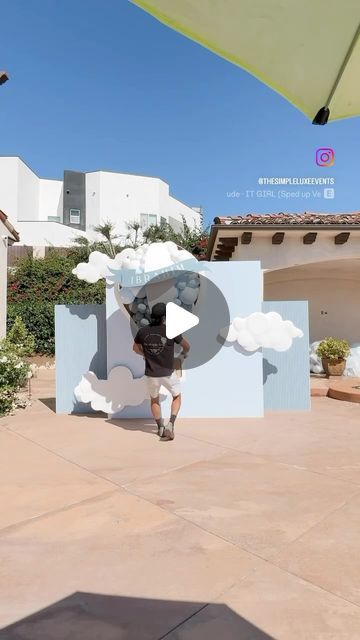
[322,357,346,377]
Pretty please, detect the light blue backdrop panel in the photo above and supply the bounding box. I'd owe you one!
[55,304,107,414]
[262,301,310,411]
[106,261,264,419]
[181,261,264,418]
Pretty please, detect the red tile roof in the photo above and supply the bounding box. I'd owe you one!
[213,212,360,226]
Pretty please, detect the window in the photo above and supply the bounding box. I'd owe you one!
[169,216,183,233]
[140,213,157,229]
[69,208,81,224]
[47,216,61,222]
[160,216,167,226]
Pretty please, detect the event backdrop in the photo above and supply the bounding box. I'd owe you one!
[55,256,310,417]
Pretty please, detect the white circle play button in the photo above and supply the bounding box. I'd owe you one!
[129,268,230,370]
[165,302,199,339]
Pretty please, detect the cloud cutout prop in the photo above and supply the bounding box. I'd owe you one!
[72,242,194,284]
[74,366,170,414]
[220,311,303,352]
[72,251,113,284]
[74,366,148,414]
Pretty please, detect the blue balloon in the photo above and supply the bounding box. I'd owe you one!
[177,281,186,290]
[188,278,200,288]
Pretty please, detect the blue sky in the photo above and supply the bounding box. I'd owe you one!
[1,0,359,226]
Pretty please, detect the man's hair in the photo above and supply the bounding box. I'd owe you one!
[150,302,166,326]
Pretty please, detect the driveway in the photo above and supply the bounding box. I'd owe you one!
[1,369,360,639]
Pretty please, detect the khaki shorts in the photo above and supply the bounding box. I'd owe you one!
[146,372,181,398]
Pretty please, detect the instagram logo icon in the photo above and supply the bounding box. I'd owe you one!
[316,148,335,167]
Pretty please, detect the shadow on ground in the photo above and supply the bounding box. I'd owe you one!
[0,592,275,640]
[107,418,157,435]
[38,397,56,413]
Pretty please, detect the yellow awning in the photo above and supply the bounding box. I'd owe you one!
[131,0,360,123]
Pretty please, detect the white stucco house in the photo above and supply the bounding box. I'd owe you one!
[0,210,19,338]
[0,156,203,253]
[208,212,360,345]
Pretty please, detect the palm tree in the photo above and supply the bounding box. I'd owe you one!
[125,221,142,248]
[93,220,119,258]
[143,216,209,258]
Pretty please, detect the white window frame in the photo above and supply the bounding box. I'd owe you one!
[69,208,81,224]
[140,213,157,230]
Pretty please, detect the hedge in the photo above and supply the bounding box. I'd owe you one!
[7,250,105,355]
[7,302,56,355]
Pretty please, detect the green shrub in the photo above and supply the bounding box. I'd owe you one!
[7,250,105,355]
[7,251,105,305]
[0,340,30,416]
[316,337,350,361]
[5,315,35,356]
[0,387,17,417]
[7,302,56,355]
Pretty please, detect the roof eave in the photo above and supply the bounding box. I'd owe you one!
[207,223,360,259]
[0,210,20,242]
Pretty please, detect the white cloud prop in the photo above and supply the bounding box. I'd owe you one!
[72,242,194,284]
[72,251,113,284]
[74,366,149,414]
[74,366,170,414]
[220,311,304,352]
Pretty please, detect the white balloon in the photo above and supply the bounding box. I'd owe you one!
[119,248,136,260]
[119,288,136,304]
[179,287,198,305]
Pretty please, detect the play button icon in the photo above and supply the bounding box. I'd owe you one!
[129,268,230,370]
[166,302,199,339]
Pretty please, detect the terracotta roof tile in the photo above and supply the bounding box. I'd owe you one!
[213,212,360,226]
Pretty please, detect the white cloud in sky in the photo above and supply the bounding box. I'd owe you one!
[220,311,303,352]
[72,242,193,284]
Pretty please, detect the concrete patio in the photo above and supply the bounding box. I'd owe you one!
[1,369,360,639]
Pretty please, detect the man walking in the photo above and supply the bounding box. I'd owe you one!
[133,302,190,440]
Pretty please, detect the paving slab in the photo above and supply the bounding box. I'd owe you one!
[166,564,360,639]
[0,430,114,530]
[0,491,262,635]
[2,370,360,638]
[8,413,228,487]
[129,450,358,558]
[273,492,360,607]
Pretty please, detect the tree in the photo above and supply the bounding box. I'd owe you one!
[92,220,119,258]
[143,216,209,258]
[125,221,142,248]
[5,315,35,356]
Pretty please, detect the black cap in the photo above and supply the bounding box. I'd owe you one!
[151,302,166,323]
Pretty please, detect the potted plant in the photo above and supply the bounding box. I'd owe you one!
[316,337,350,377]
